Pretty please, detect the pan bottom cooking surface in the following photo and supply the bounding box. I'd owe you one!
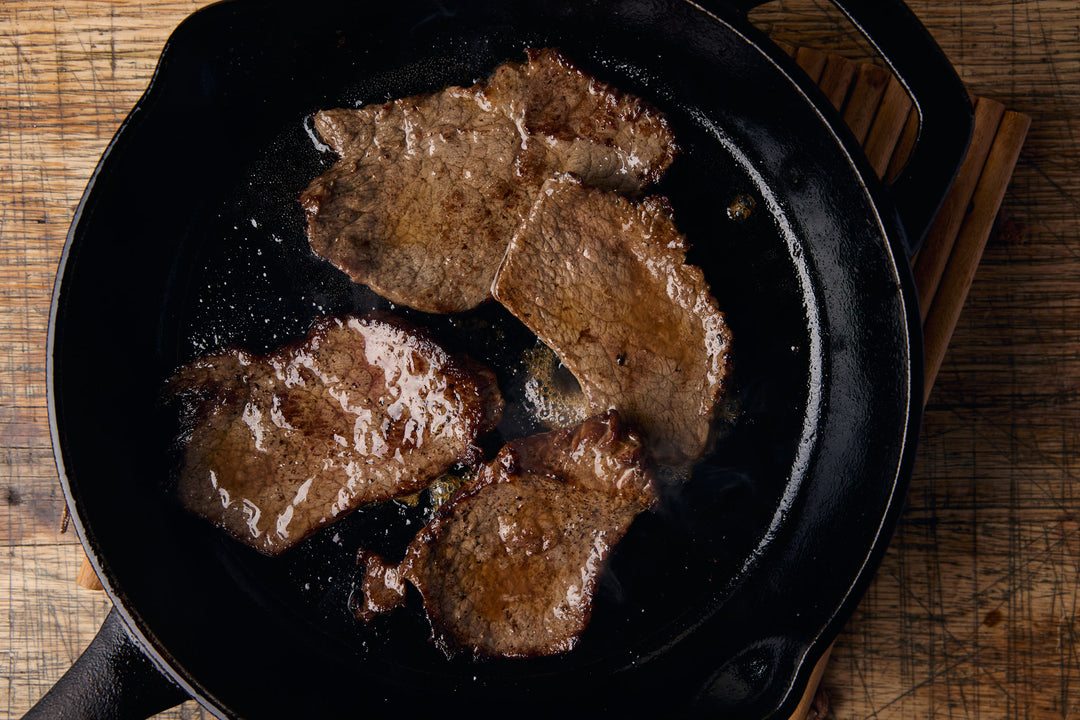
[51,1,928,715]
[163,78,815,680]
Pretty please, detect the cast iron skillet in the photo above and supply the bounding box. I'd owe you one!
[35,0,972,717]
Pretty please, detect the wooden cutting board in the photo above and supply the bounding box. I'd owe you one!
[0,3,1034,717]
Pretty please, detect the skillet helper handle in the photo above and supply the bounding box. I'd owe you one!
[734,0,973,257]
[827,0,972,257]
[22,606,190,720]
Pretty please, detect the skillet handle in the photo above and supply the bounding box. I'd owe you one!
[22,606,190,720]
[736,0,974,257]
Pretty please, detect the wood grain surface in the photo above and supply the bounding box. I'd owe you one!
[1,1,1075,718]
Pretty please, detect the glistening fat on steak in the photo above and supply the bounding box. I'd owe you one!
[300,48,677,314]
[491,174,733,466]
[358,410,658,658]
[167,313,504,556]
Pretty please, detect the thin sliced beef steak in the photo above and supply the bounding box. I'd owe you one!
[491,174,733,466]
[358,410,658,658]
[300,48,677,314]
[482,47,677,193]
[301,90,532,314]
[167,313,504,556]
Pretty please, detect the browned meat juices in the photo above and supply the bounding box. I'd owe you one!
[168,314,504,556]
[300,48,677,314]
[492,174,733,465]
[358,410,658,658]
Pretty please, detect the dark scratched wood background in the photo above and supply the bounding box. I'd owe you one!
[2,1,1077,718]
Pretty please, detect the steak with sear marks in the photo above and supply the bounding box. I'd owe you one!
[300,48,677,314]
[358,410,658,658]
[167,313,504,556]
[492,174,733,466]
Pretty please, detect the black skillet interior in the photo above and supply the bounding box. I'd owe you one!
[50,0,921,717]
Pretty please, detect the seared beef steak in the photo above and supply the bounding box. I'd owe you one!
[301,90,532,314]
[358,410,658,658]
[300,48,677,314]
[483,47,677,193]
[168,313,504,556]
[492,174,733,466]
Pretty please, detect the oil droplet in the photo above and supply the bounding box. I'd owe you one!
[428,471,468,510]
[521,342,589,429]
[727,193,756,222]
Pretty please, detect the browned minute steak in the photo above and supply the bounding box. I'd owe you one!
[300,48,677,314]
[492,174,733,466]
[358,410,658,658]
[167,313,504,556]
[483,47,677,193]
[300,88,530,314]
